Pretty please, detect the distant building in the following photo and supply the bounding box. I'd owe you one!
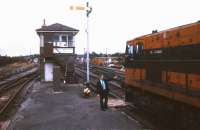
[36,21,79,82]
[91,57,120,66]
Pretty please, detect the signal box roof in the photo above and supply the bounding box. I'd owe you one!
[36,23,79,34]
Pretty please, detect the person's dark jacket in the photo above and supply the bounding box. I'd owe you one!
[96,79,109,94]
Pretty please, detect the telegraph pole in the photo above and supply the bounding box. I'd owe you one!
[86,2,92,82]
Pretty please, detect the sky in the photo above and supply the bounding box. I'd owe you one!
[0,0,199,56]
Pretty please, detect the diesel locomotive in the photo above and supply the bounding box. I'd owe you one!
[125,21,200,129]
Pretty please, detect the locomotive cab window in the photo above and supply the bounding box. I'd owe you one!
[136,42,144,55]
[128,45,133,54]
[126,45,136,56]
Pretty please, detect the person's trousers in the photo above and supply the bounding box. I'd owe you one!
[100,92,108,109]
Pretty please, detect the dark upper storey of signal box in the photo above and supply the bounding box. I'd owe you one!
[36,22,79,57]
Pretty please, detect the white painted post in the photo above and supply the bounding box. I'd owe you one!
[69,2,92,83]
[86,2,92,82]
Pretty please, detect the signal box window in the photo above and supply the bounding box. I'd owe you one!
[62,36,67,42]
[68,36,73,47]
[53,35,59,42]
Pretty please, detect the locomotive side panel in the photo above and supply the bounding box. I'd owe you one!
[198,23,200,42]
[125,21,200,108]
[167,71,186,88]
[188,74,200,90]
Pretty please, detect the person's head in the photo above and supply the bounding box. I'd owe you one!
[100,74,104,80]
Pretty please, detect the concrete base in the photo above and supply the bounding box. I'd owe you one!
[7,82,145,130]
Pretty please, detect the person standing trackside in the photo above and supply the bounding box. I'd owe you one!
[96,74,110,111]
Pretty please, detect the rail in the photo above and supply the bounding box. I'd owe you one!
[75,66,125,99]
[0,68,39,117]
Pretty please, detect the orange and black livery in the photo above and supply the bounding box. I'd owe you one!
[125,21,200,112]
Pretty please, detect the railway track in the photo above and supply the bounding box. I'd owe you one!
[0,63,37,81]
[91,65,124,78]
[0,68,39,117]
[75,65,125,99]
